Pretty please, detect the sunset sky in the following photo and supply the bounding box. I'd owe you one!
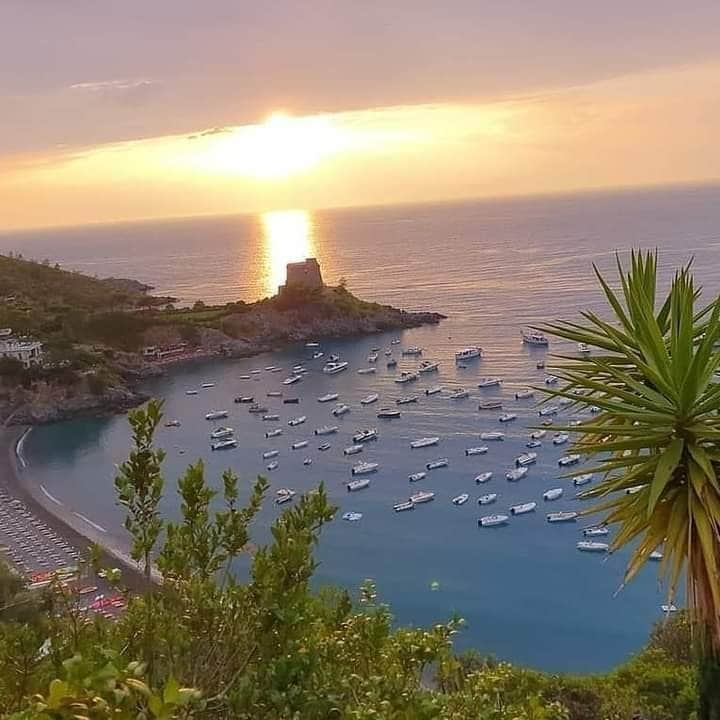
[2,0,720,230]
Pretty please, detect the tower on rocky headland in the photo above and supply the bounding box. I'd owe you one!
[279,258,324,294]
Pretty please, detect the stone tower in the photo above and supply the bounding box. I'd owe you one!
[280,258,324,293]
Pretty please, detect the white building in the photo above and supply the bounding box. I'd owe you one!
[0,328,43,368]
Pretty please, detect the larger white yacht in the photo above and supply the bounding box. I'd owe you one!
[521,329,549,346]
[455,347,482,361]
[323,361,349,375]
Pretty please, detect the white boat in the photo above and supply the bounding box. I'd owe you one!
[573,473,593,486]
[265,428,283,438]
[312,351,324,360]
[377,408,401,419]
[291,440,309,450]
[559,398,573,407]
[314,425,339,436]
[353,428,378,443]
[475,472,493,484]
[262,414,280,421]
[480,431,504,441]
[270,367,283,373]
[455,347,482,361]
[577,541,609,553]
[418,360,439,374]
[357,367,376,375]
[449,388,470,400]
[396,395,419,405]
[283,375,302,386]
[265,365,278,371]
[410,436,439,449]
[478,400,503,410]
[498,413,517,423]
[553,433,570,445]
[266,461,279,471]
[515,452,537,467]
[391,339,401,345]
[661,604,678,614]
[303,458,313,466]
[589,405,602,414]
[515,389,534,400]
[401,346,423,356]
[425,458,449,470]
[410,490,435,504]
[248,404,268,414]
[211,439,237,451]
[205,410,229,420]
[342,511,363,522]
[352,461,379,475]
[530,430,546,440]
[318,443,331,451]
[526,439,542,449]
[510,502,537,515]
[275,489,296,504]
[288,416,307,426]
[465,446,488,456]
[409,471,426,483]
[547,511,578,523]
[506,467,528,481]
[329,354,340,362]
[262,450,279,459]
[323,361,349,375]
[306,341,320,348]
[425,386,442,396]
[478,493,497,505]
[538,405,559,416]
[452,494,470,506]
[186,390,198,395]
[201,382,215,388]
[395,371,418,384]
[479,514,509,527]
[267,391,282,397]
[332,404,351,417]
[318,393,339,403]
[649,550,664,561]
[568,419,582,426]
[235,396,254,404]
[344,445,364,456]
[583,526,609,537]
[521,329,549,346]
[578,343,591,354]
[544,376,559,386]
[239,375,251,380]
[361,393,379,405]
[209,426,234,440]
[384,349,392,356]
[394,500,415,512]
[477,377,501,388]
[543,488,563,501]
[558,454,581,467]
[626,485,645,495]
[347,478,370,491]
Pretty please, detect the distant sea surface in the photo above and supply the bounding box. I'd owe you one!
[4,183,720,672]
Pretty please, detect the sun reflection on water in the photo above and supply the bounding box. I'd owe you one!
[260,209,316,296]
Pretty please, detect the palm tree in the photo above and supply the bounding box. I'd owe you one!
[537,251,720,718]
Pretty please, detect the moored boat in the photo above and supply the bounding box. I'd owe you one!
[573,473,593,486]
[480,431,504,441]
[186,390,198,395]
[210,426,234,440]
[426,458,449,470]
[455,347,482,361]
[351,461,379,476]
[558,454,581,467]
[283,397,300,404]
[538,405,559,416]
[344,445,364,456]
[498,413,517,423]
[478,400,503,410]
[267,391,282,397]
[410,436,439,449]
[314,425,339,436]
[583,526,609,537]
[506,467,528,481]
[386,358,398,368]
[553,433,570,445]
[275,489,296,505]
[342,511,363,521]
[361,393,379,405]
[211,438,237,451]
[323,361,349,375]
[318,392,339,403]
[530,430,546,440]
[353,428,378,443]
[478,493,497,505]
[479,514,509,527]
[418,360,439,373]
[205,410,229,420]
[578,342,591,354]
[395,371,419,384]
[410,490,435,504]
[515,389,534,400]
[262,414,280,421]
[248,404,268,414]
[318,443,331,451]
[401,346,423,356]
[262,449,279,459]
[425,386,442,396]
[649,550,664,561]
[347,478,370,491]
[288,416,307,426]
[547,511,578,523]
[394,500,415,512]
[577,541,609,553]
[377,408,401,419]
[291,440,309,450]
[357,367,376,375]
[510,501,537,515]
[449,388,470,400]
[282,375,302,385]
[515,452,537,467]
[465,446,488,456]
[475,472,493,484]
[265,428,283,438]
[303,458,313,466]
[477,377,501,388]
[266,460,279,471]
[544,375,559,385]
[543,488,563,501]
[332,404,351,416]
[396,395,419,405]
[235,396,253,404]
[408,471,427,482]
[201,382,216,388]
[526,439,542,449]
[452,493,470,506]
[521,329,549,346]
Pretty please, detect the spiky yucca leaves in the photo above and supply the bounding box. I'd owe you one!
[537,251,720,646]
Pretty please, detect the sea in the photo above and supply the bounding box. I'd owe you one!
[3,182,720,673]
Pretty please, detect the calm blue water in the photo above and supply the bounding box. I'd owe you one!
[6,183,720,672]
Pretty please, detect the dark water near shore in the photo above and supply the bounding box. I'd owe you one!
[6,183,720,672]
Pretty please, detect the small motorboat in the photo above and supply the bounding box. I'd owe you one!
[239,375,251,380]
[475,472,493,484]
[577,343,591,354]
[265,365,278,371]
[312,351,324,359]
[521,329,549,346]
[211,439,237,451]
[573,473,593,486]
[506,467,528,481]
[449,388,470,400]
[583,526,609,537]
[306,341,320,348]
[318,392,339,403]
[577,541,609,553]
[283,398,300,404]
[344,445,364,456]
[515,452,537,467]
[165,420,181,428]
[367,353,378,364]
[386,359,398,369]
[357,367,376,375]
[661,604,678,614]
[384,349,392,356]
[455,347,482,361]
[477,377,501,388]
[205,410,229,420]
[391,339,401,345]
[396,395,419,405]
[465,446,488,456]
[395,371,419,384]
[347,478,370,491]
[303,458,313,466]
[262,414,280,421]
[353,428,378,443]
[547,511,578,523]
[410,490,435,504]
[394,500,415,512]
[318,443,331,451]
[649,550,664,561]
[515,389,534,400]
[275,490,296,505]
[377,408,401,419]
[418,360,439,374]
[480,431,504,441]
[270,367,283,373]
[498,413,517,423]
[410,436,439,449]
[332,404,351,416]
[292,440,309,450]
[342,511,363,522]
[478,493,497,505]
[558,454,581,467]
[267,391,283,397]
[262,449,279,459]
[323,361,349,375]
[478,400,502,410]
[568,419,582,426]
[210,426,234,440]
[510,502,537,515]
[425,386,442,396]
[530,430,546,440]
[425,458,449,471]
[526,439,542,449]
[401,346,423,356]
[543,488,563,501]
[589,405,602,414]
[283,375,302,386]
[248,404,268,414]
[235,396,254,404]
[352,461,379,475]
[536,361,545,369]
[544,376,559,386]
[288,416,307,426]
[553,433,570,445]
[452,494,470,506]
[186,390,198,395]
[361,393,379,405]
[266,461,279,471]
[409,471,427,483]
[314,425,339,436]
[538,405,559,417]
[479,514,509,527]
[201,382,216,388]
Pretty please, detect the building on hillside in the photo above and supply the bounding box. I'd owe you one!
[0,329,43,368]
[278,258,324,294]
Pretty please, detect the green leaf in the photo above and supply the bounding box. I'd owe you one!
[647,438,684,515]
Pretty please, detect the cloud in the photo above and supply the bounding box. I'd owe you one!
[187,126,232,140]
[68,79,160,105]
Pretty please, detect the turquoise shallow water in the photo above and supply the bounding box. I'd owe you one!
[7,183,720,672]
